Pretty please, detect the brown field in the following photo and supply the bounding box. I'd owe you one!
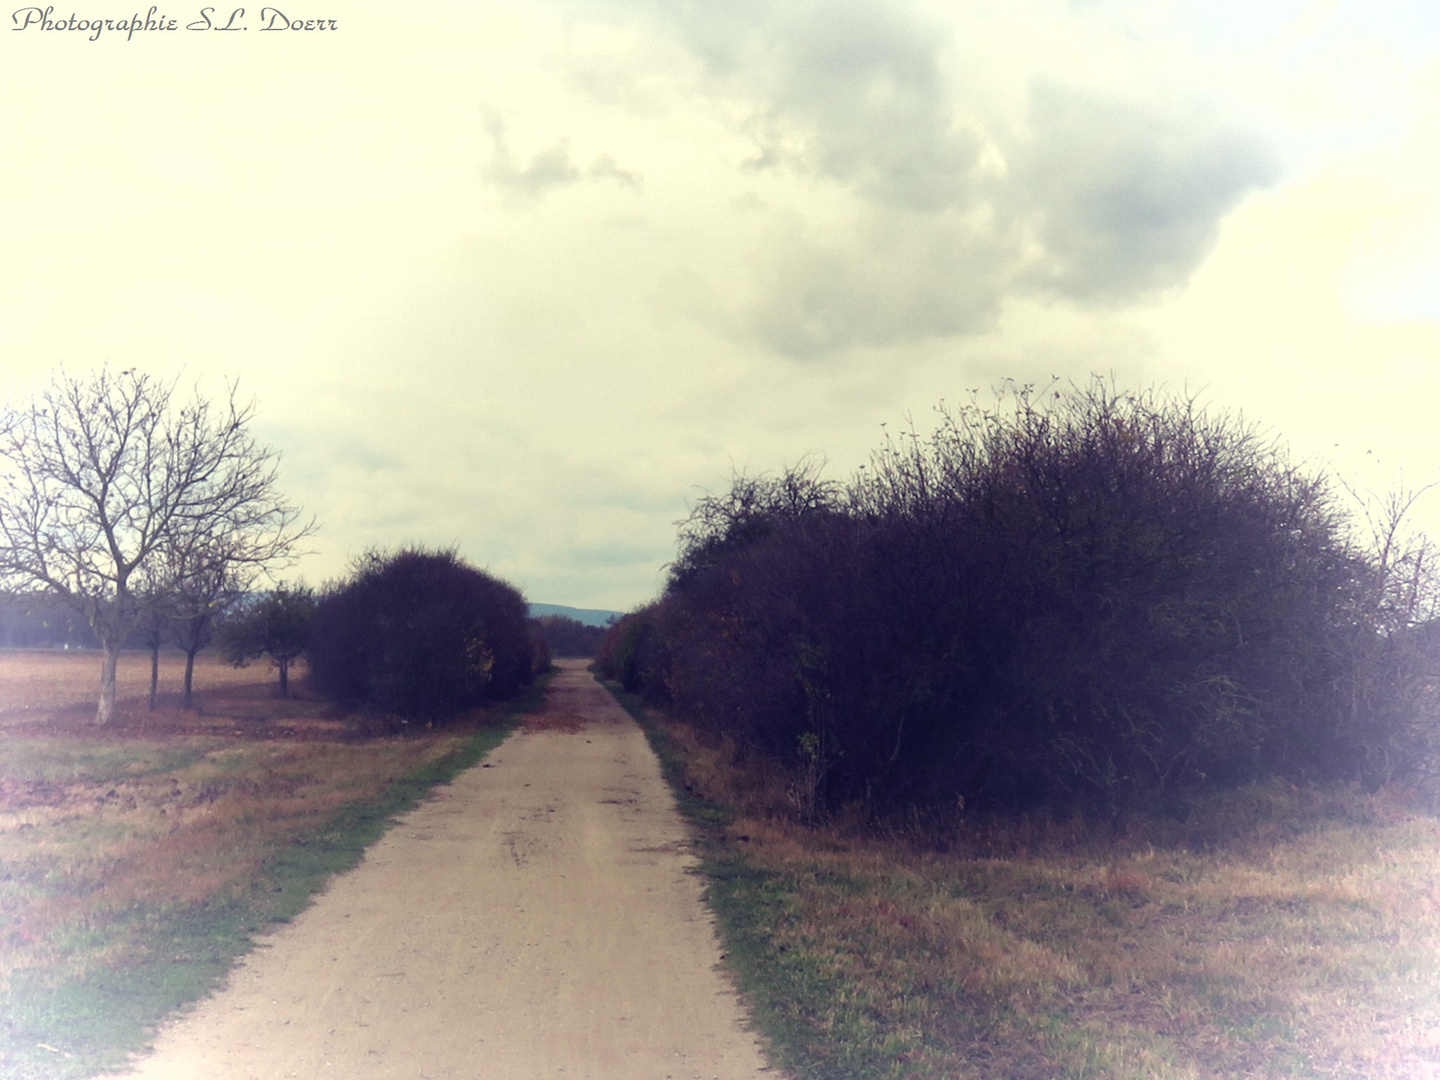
[0,649,330,735]
[0,647,523,1080]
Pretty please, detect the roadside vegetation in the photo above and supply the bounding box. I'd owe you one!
[0,650,541,1080]
[599,378,1440,820]
[616,683,1440,1080]
[598,376,1440,1077]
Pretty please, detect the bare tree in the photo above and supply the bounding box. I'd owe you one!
[169,564,246,710]
[141,542,248,711]
[0,367,314,724]
[153,519,287,709]
[1335,478,1440,791]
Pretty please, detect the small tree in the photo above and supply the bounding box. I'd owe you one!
[0,367,312,723]
[168,561,248,709]
[221,586,315,698]
[141,606,168,711]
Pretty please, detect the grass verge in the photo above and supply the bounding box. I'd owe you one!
[605,682,1440,1080]
[0,674,549,1080]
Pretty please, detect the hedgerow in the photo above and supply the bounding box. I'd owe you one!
[599,379,1440,818]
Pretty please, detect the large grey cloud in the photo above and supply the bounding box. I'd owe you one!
[1011,82,1279,302]
[567,0,1278,357]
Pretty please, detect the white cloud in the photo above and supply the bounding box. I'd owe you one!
[0,0,1433,608]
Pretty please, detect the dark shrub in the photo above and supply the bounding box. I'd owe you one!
[594,605,671,695]
[632,380,1439,819]
[307,547,534,722]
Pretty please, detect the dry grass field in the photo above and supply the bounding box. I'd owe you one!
[625,693,1440,1080]
[0,649,325,731]
[0,648,526,1080]
[12,649,1440,1080]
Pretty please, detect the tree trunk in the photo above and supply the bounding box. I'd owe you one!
[183,649,198,710]
[278,657,290,699]
[97,640,121,725]
[149,637,161,711]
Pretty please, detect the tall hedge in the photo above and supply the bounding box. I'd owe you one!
[601,381,1440,817]
[308,547,535,722]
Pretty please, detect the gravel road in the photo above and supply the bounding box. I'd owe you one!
[105,660,774,1080]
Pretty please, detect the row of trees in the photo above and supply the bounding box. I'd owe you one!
[598,380,1440,818]
[1,560,561,719]
[0,579,316,708]
[0,368,546,725]
[530,614,607,658]
[0,590,94,649]
[0,368,313,723]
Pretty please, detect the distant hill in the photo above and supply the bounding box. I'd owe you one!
[528,603,623,628]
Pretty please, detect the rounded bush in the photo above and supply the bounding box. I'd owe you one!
[307,547,535,722]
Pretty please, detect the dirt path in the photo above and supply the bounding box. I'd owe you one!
[105,661,774,1080]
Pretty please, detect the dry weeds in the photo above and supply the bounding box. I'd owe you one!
[647,706,1440,1080]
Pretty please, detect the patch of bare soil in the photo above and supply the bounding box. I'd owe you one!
[102,661,775,1079]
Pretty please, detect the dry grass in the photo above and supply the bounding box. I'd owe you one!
[639,703,1440,1080]
[0,647,524,1079]
[0,649,265,716]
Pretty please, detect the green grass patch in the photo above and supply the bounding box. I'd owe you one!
[2,744,211,786]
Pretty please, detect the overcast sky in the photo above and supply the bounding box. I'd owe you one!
[2,0,1437,611]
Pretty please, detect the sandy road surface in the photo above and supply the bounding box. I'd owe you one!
[106,661,774,1080]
